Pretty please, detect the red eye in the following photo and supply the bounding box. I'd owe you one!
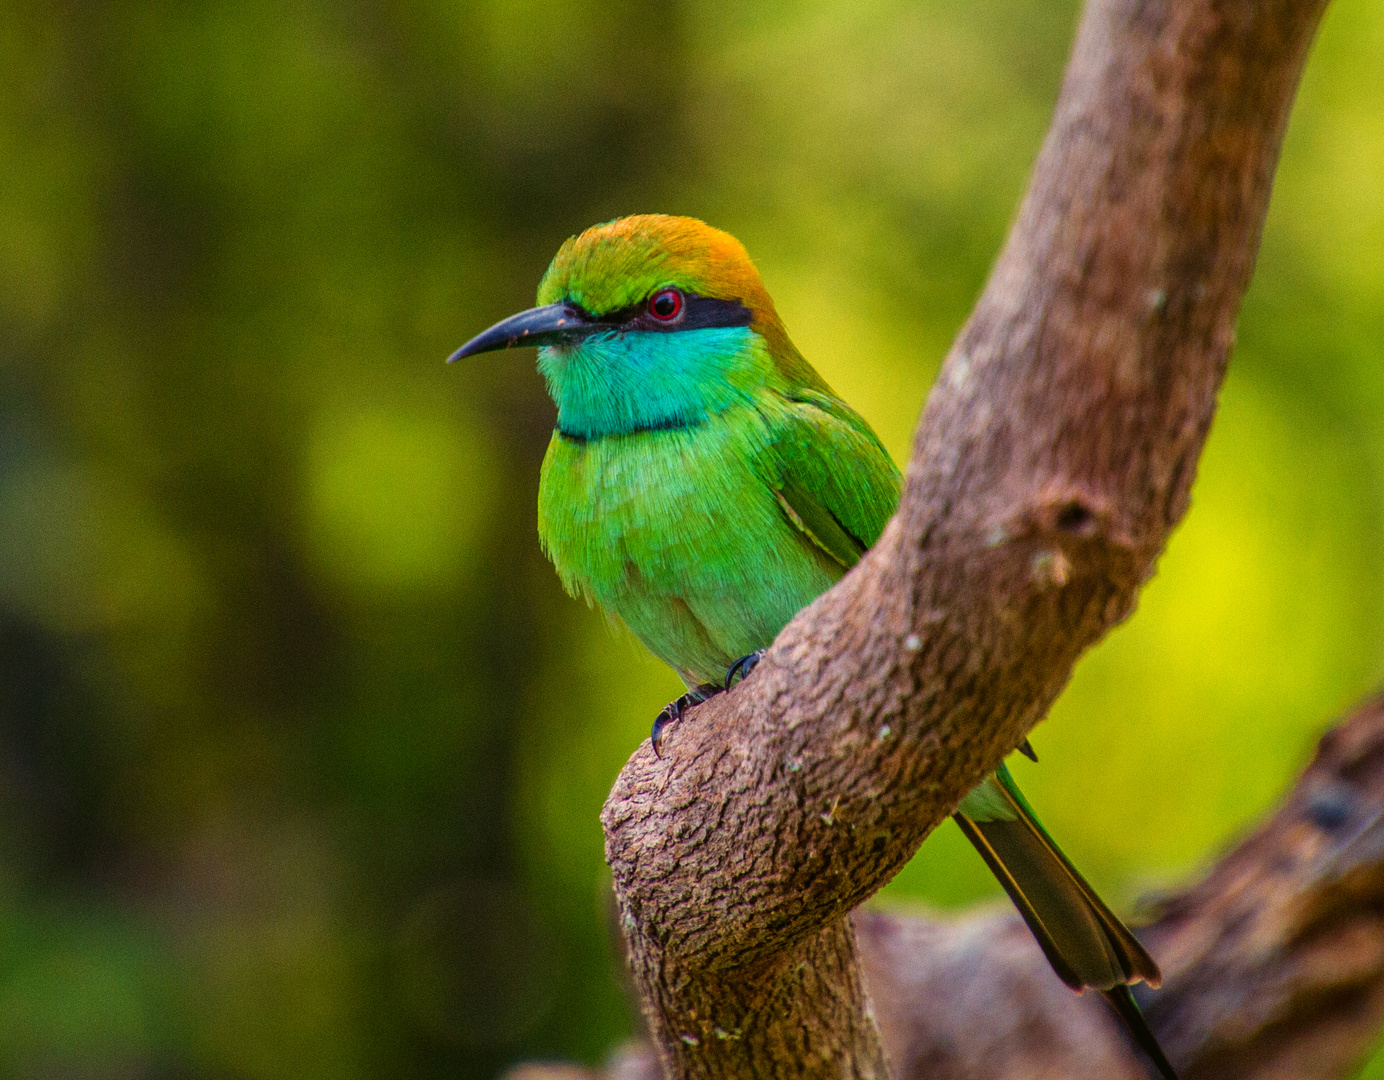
[648,288,683,322]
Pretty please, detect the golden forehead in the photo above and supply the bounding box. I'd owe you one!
[536,214,774,317]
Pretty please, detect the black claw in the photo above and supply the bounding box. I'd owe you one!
[650,703,676,758]
[650,683,724,757]
[1018,738,1038,762]
[725,649,768,691]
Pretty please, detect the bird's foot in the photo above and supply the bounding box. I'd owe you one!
[725,649,767,691]
[651,683,723,757]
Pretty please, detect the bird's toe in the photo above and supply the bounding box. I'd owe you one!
[725,649,767,690]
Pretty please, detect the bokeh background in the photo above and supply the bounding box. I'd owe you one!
[1,0,1382,1076]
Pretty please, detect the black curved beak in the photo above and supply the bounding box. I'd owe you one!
[447,302,601,363]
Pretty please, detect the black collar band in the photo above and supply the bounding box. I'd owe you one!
[557,415,705,443]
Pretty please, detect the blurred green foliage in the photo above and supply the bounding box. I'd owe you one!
[1,0,1382,1077]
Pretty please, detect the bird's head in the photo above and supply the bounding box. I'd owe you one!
[451,215,826,439]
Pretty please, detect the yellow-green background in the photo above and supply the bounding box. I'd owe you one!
[1,0,1382,1077]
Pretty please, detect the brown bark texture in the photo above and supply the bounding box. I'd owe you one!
[508,692,1384,1080]
[595,0,1331,1077]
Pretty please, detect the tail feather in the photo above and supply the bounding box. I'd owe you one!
[1103,985,1179,1080]
[955,765,1178,1079]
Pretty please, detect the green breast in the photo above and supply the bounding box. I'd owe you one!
[536,403,844,686]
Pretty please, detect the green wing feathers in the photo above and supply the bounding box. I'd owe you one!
[954,765,1162,993]
[767,389,902,569]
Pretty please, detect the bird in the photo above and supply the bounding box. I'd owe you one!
[451,214,1178,1080]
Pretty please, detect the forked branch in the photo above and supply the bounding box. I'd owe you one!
[598,0,1331,1076]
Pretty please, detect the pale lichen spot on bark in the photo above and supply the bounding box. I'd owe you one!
[1030,548,1072,589]
[948,353,971,390]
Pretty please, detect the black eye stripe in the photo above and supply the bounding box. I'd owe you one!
[576,293,754,333]
[670,295,753,331]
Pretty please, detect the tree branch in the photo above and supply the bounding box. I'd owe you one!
[510,693,1384,1080]
[599,0,1329,1076]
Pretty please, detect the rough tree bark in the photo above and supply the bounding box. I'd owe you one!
[591,0,1332,1077]
[508,692,1384,1080]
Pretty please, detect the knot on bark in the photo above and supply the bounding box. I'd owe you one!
[987,487,1145,603]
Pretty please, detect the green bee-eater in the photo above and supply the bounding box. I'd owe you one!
[452,215,1176,1079]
